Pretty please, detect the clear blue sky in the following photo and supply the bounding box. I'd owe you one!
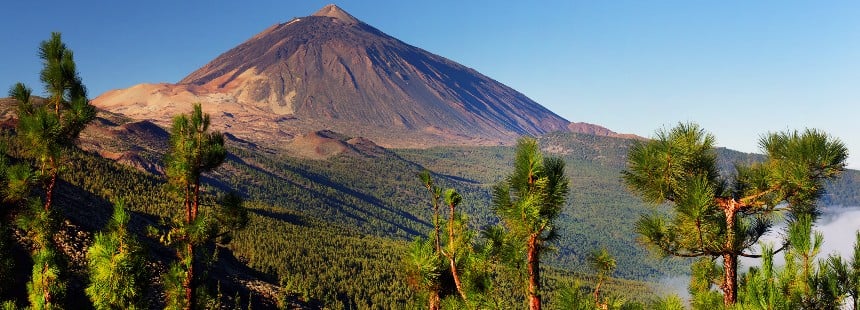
[2,1,859,167]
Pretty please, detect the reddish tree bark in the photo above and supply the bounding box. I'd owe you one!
[429,290,440,310]
[192,181,200,219]
[447,200,467,300]
[722,252,738,305]
[527,234,541,310]
[185,242,194,310]
[720,199,739,305]
[42,262,52,307]
[44,171,57,212]
[183,179,199,310]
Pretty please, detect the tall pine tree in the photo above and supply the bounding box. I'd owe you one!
[162,103,226,309]
[493,137,570,310]
[622,123,847,305]
[588,248,617,308]
[9,32,95,310]
[12,32,95,212]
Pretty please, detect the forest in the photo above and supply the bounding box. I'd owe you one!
[0,33,858,310]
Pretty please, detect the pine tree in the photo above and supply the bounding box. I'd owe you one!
[11,32,95,212]
[738,245,781,309]
[404,237,442,310]
[442,188,469,301]
[788,225,842,309]
[419,170,443,254]
[27,246,64,310]
[688,257,723,308]
[413,172,474,307]
[86,200,147,310]
[622,123,847,305]
[493,137,570,310]
[556,281,594,310]
[412,170,501,308]
[162,103,226,309]
[414,171,443,309]
[785,214,822,297]
[737,216,850,308]
[588,248,616,308]
[827,231,860,310]
[0,118,39,307]
[853,232,860,310]
[19,199,64,310]
[847,232,860,310]
[7,32,95,309]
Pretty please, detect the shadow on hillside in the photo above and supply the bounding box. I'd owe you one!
[290,164,428,234]
[2,216,34,309]
[48,174,299,308]
[207,244,299,309]
[389,151,482,185]
[54,177,172,309]
[436,172,480,185]
[249,208,306,226]
[226,152,429,238]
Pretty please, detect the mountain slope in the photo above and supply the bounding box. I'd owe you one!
[93,4,579,148]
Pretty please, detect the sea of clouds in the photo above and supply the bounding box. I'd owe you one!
[657,206,860,302]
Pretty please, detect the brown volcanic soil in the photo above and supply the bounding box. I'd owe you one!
[567,122,642,140]
[93,5,579,150]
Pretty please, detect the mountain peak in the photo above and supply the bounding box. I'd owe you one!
[94,4,573,148]
[312,4,359,24]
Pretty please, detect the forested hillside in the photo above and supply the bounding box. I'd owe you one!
[5,98,860,309]
[1,107,666,308]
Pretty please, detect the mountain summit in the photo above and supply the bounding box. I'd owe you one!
[93,5,597,148]
[312,4,360,24]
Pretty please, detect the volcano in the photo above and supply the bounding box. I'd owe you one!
[93,4,611,148]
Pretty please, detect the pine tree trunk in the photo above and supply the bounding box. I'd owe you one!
[722,252,737,305]
[185,187,192,224]
[54,97,60,119]
[593,278,603,306]
[42,261,52,308]
[433,201,440,254]
[192,180,200,220]
[527,234,541,310]
[448,202,467,301]
[44,164,57,212]
[185,242,194,310]
[429,290,440,310]
[450,257,466,301]
[184,182,195,310]
[722,203,738,305]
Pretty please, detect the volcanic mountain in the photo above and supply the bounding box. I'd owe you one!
[94,4,617,148]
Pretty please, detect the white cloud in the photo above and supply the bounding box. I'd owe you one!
[663,207,860,300]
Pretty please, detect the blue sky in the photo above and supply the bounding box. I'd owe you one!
[2,1,859,167]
